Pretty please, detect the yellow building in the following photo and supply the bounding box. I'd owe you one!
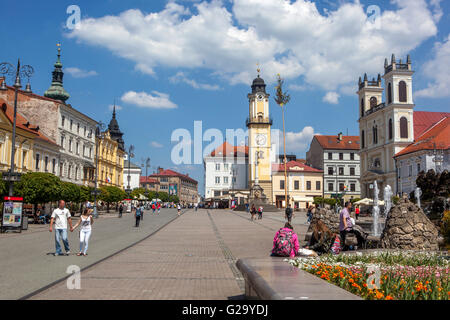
[247,72,273,199]
[272,160,323,209]
[0,98,37,174]
[97,108,125,188]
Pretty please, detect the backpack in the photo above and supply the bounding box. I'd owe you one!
[272,229,293,257]
[136,208,142,217]
[331,235,341,255]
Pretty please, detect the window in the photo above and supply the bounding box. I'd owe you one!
[339,153,343,160]
[339,183,345,192]
[44,156,48,172]
[328,167,334,175]
[214,190,221,197]
[215,163,220,171]
[417,163,421,173]
[89,147,92,158]
[280,180,285,190]
[400,117,408,138]
[75,167,78,180]
[83,145,86,157]
[294,180,299,190]
[350,183,356,192]
[399,81,407,102]
[60,136,65,149]
[76,142,79,155]
[77,123,80,134]
[52,159,56,174]
[328,152,332,160]
[61,116,65,127]
[361,130,365,148]
[224,177,229,184]
[370,97,377,108]
[316,181,321,190]
[70,120,73,131]
[409,165,412,177]
[306,181,311,190]
[215,176,220,184]
[350,167,355,176]
[339,167,344,175]
[69,140,73,153]
[224,163,229,171]
[389,118,393,140]
[388,83,392,104]
[84,126,86,136]
[22,151,27,168]
[35,154,40,170]
[60,163,64,177]
[350,153,354,160]
[360,99,365,117]
[68,165,72,179]
[328,183,334,192]
[373,125,378,144]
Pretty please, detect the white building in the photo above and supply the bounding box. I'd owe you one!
[394,117,449,195]
[204,142,249,203]
[123,156,141,190]
[306,133,361,202]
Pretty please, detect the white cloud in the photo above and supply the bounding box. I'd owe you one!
[323,91,340,104]
[415,34,450,98]
[68,0,439,94]
[65,67,98,78]
[169,72,221,90]
[150,141,163,148]
[284,126,316,154]
[121,91,178,109]
[108,104,123,111]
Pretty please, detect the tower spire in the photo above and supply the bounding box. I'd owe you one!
[44,42,70,103]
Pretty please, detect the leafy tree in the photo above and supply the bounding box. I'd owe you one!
[59,182,81,204]
[158,191,169,202]
[99,186,126,212]
[130,187,147,199]
[0,172,7,198]
[168,194,179,203]
[14,172,61,213]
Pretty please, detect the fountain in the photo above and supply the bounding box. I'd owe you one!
[415,187,422,209]
[383,185,393,217]
[372,181,381,236]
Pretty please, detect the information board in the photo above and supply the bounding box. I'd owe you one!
[2,201,23,228]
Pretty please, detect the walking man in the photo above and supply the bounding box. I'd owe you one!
[119,202,123,218]
[285,204,293,224]
[49,200,73,256]
[135,204,142,227]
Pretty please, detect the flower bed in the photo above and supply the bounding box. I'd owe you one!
[287,251,450,300]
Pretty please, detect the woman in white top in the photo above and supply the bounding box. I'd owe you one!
[71,208,94,256]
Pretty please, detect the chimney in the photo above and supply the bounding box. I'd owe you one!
[338,132,343,141]
[158,167,163,174]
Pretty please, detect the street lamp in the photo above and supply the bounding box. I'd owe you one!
[92,122,105,219]
[0,60,34,196]
[125,145,135,196]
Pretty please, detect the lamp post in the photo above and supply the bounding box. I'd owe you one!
[0,60,34,196]
[125,145,135,196]
[92,122,105,219]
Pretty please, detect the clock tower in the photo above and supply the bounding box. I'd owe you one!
[247,71,273,202]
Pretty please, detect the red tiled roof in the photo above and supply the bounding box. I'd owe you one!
[313,135,360,150]
[209,142,248,157]
[414,111,450,139]
[140,177,160,184]
[395,117,449,157]
[0,98,39,135]
[272,160,323,173]
[151,169,198,184]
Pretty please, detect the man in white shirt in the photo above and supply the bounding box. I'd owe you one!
[49,200,73,256]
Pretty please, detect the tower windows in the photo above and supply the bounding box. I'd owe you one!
[361,130,365,148]
[370,97,377,108]
[389,118,393,140]
[360,99,365,117]
[399,81,407,102]
[400,117,408,138]
[372,125,378,144]
[388,83,392,104]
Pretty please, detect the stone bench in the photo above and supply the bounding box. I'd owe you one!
[236,258,362,300]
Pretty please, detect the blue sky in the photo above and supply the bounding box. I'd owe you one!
[2,0,449,195]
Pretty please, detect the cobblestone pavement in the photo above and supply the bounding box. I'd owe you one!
[0,209,179,300]
[29,209,308,300]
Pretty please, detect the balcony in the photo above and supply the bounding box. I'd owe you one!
[246,117,273,127]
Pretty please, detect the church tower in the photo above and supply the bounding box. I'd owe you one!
[247,70,272,201]
[358,54,415,198]
[44,43,70,103]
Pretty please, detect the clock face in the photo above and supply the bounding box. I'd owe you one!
[256,134,267,146]
[257,94,264,101]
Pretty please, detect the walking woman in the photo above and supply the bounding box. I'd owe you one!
[71,208,94,256]
[250,204,257,221]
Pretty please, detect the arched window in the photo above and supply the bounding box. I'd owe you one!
[361,98,365,117]
[388,118,393,140]
[361,130,365,148]
[400,117,408,138]
[370,97,377,108]
[388,83,392,104]
[399,81,407,102]
[372,125,378,144]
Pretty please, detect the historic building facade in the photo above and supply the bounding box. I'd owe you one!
[306,134,361,202]
[272,160,323,209]
[150,168,198,205]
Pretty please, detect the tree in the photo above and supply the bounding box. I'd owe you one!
[158,191,169,202]
[168,195,179,203]
[130,187,147,199]
[99,186,126,212]
[14,172,61,213]
[0,172,7,198]
[59,182,81,203]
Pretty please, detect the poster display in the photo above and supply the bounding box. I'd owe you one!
[2,201,22,227]
[169,184,178,195]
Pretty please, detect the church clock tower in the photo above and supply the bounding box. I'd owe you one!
[247,70,273,201]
